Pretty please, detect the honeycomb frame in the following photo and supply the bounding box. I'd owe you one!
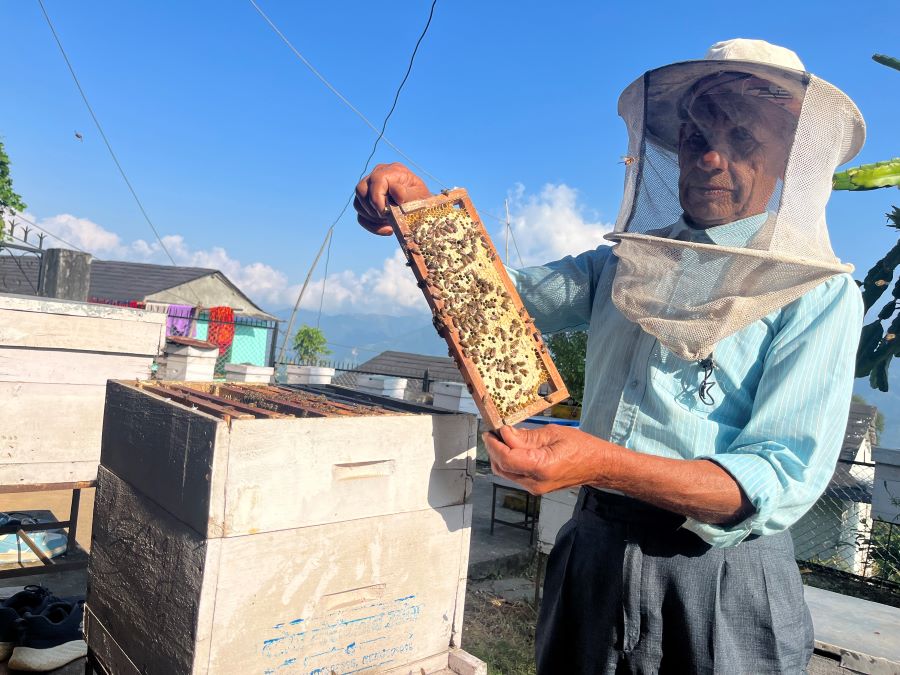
[389,188,569,429]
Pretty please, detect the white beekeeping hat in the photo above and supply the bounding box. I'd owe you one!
[607,38,865,361]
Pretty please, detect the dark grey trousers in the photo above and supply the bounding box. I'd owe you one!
[535,488,814,674]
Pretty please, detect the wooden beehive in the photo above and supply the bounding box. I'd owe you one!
[388,189,568,429]
[86,381,485,675]
[0,293,165,485]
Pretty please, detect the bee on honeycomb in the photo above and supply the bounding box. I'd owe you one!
[390,190,568,427]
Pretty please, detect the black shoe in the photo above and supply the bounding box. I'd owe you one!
[8,599,86,671]
[0,586,53,661]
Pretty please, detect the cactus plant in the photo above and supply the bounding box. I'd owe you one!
[833,158,900,191]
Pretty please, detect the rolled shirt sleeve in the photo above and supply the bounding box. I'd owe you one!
[682,273,865,547]
[506,246,613,334]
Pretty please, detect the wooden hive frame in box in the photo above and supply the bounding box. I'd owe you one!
[389,188,569,429]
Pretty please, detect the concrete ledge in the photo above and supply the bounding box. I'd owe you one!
[805,584,900,675]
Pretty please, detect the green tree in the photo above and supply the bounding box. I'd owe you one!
[292,324,332,364]
[0,140,27,240]
[546,331,588,405]
[833,54,900,391]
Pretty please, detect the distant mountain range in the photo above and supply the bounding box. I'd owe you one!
[272,308,445,365]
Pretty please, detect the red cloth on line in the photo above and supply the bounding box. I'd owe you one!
[206,306,235,356]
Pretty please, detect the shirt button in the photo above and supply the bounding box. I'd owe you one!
[630,379,639,389]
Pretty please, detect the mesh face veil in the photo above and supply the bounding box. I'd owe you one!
[607,40,865,361]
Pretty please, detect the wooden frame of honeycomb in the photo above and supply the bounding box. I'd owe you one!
[388,188,569,429]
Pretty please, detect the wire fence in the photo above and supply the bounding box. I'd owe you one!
[188,314,278,376]
[792,459,900,588]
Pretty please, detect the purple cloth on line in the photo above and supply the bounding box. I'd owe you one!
[166,304,195,337]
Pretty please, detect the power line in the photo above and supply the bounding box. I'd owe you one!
[315,228,333,329]
[247,0,446,188]
[273,0,439,361]
[509,215,526,268]
[312,0,438,329]
[5,248,39,295]
[36,0,189,283]
[247,2,521,231]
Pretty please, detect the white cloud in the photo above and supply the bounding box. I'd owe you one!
[501,183,613,266]
[19,212,124,254]
[14,183,606,315]
[14,211,427,315]
[301,249,427,315]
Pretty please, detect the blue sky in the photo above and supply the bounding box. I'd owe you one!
[3,0,899,317]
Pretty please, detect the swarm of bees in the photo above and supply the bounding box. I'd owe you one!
[390,190,568,427]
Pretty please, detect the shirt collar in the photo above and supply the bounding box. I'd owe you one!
[668,213,768,247]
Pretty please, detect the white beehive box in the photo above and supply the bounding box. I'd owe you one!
[86,381,484,675]
[223,363,274,383]
[283,364,335,385]
[162,337,219,381]
[873,447,900,523]
[357,374,408,399]
[432,381,480,417]
[0,293,165,485]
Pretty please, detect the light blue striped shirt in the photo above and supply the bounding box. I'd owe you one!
[509,215,864,547]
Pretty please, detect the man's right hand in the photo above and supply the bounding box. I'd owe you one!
[354,163,433,235]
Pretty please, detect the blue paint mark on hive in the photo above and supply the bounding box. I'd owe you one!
[261,594,423,671]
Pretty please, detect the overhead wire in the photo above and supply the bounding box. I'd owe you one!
[270,0,439,362]
[247,0,446,189]
[313,0,438,328]
[315,230,332,329]
[34,1,529,344]
[6,253,39,295]
[36,0,203,306]
[509,220,526,268]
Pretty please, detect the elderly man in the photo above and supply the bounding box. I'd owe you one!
[355,39,865,673]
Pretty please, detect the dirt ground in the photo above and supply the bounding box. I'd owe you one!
[462,584,538,675]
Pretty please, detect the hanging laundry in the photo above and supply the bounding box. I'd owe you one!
[166,304,195,337]
[144,302,170,315]
[206,306,235,356]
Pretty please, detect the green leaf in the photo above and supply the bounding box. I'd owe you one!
[888,206,900,230]
[859,237,900,312]
[870,355,891,391]
[856,320,884,378]
[0,140,26,217]
[878,299,897,321]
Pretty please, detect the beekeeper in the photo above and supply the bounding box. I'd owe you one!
[354,39,865,674]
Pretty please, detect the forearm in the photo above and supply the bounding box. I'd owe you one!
[593,440,752,525]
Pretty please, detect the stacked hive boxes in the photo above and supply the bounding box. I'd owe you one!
[86,381,485,675]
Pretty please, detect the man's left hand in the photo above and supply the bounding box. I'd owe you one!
[483,425,614,495]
